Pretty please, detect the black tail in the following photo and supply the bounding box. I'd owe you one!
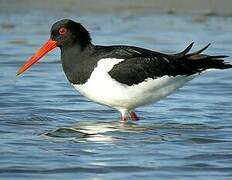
[172,43,232,72]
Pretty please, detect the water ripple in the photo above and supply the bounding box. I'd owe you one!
[1,12,232,180]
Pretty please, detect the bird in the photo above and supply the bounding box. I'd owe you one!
[17,19,232,121]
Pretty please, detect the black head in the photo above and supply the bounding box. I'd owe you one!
[50,19,91,48]
[16,19,92,76]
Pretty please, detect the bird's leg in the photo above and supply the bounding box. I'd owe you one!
[130,111,139,121]
[121,115,128,121]
[119,109,129,122]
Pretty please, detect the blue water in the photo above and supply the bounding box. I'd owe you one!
[0,10,232,180]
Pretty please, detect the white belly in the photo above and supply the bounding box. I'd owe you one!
[72,58,197,111]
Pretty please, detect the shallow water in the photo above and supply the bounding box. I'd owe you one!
[0,9,232,180]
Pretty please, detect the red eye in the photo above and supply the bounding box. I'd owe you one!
[59,27,67,35]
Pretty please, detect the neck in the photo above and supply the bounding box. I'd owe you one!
[60,43,97,84]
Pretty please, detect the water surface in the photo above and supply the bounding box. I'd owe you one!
[0,9,232,180]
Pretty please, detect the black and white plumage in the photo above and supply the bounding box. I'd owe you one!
[17,19,232,121]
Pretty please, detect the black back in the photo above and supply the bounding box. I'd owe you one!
[61,43,231,86]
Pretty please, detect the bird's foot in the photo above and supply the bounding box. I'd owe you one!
[130,111,139,121]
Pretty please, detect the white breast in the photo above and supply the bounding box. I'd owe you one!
[72,58,197,111]
[72,58,126,106]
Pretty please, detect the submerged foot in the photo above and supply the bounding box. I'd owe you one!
[120,110,139,122]
[130,111,139,121]
[121,115,128,122]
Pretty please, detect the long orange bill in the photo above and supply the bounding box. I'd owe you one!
[16,39,57,76]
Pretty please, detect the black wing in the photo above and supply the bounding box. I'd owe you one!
[100,43,231,86]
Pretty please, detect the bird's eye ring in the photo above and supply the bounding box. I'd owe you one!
[59,27,68,35]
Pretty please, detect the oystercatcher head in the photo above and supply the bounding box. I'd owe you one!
[17,19,232,121]
[16,19,91,76]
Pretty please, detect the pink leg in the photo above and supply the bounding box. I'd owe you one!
[130,111,139,121]
[120,109,128,122]
[121,115,128,121]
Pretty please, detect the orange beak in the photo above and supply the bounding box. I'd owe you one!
[16,39,57,76]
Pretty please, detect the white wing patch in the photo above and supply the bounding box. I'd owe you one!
[95,58,124,72]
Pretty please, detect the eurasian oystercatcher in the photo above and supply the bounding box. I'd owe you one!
[17,19,232,121]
